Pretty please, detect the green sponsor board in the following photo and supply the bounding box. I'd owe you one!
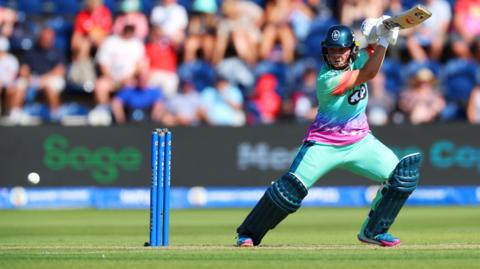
[43,135,142,184]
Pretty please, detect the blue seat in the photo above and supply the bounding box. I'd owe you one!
[177,0,193,13]
[302,17,337,58]
[401,0,418,9]
[140,0,154,14]
[178,60,216,92]
[249,0,266,8]
[104,0,119,14]
[301,33,324,59]
[381,58,405,96]
[441,59,477,102]
[52,0,81,16]
[405,60,441,80]
[44,17,73,52]
[17,0,43,15]
[286,57,318,92]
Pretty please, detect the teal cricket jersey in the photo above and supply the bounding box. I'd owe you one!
[304,47,373,145]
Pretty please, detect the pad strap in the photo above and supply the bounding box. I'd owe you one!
[361,153,422,238]
[237,173,308,245]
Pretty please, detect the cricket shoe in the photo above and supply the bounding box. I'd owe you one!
[358,233,401,247]
[236,235,254,247]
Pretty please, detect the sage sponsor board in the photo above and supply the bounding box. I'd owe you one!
[0,124,479,187]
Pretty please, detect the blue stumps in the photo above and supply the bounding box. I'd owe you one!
[163,131,172,246]
[149,131,159,247]
[149,129,172,248]
[157,131,165,246]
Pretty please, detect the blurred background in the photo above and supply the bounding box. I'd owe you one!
[0,0,479,210]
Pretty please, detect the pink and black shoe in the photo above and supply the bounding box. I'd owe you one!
[236,235,254,247]
[358,233,401,247]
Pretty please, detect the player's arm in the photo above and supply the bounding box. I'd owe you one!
[343,44,387,90]
[330,41,388,96]
[467,87,480,123]
[332,18,398,95]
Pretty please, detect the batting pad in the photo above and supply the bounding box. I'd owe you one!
[361,153,422,239]
[237,173,308,245]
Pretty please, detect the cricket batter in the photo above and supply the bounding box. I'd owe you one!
[236,18,422,247]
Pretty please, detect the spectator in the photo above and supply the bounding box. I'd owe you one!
[260,0,296,63]
[113,0,149,41]
[293,67,318,123]
[451,0,480,59]
[199,75,245,126]
[9,27,66,123]
[212,0,263,65]
[93,24,145,108]
[307,0,336,20]
[247,74,282,124]
[145,25,179,99]
[0,37,18,115]
[340,0,383,30]
[177,59,216,92]
[162,80,202,126]
[405,0,451,62]
[367,71,395,126]
[289,0,316,42]
[70,0,112,91]
[467,86,480,123]
[398,67,445,125]
[217,57,256,91]
[0,5,16,38]
[150,0,188,46]
[111,72,166,124]
[183,0,218,62]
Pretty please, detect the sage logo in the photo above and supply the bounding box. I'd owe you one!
[43,135,142,184]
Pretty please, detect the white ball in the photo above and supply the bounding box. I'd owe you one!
[27,172,40,184]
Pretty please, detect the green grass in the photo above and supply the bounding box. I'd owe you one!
[0,207,479,269]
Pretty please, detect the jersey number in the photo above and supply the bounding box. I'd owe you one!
[348,86,367,105]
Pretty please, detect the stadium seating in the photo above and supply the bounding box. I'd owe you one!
[178,60,216,92]
[254,60,288,98]
[381,58,405,96]
[301,18,338,59]
[439,59,477,120]
[441,58,477,102]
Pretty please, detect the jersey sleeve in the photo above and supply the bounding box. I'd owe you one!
[318,46,376,96]
[317,68,355,96]
[353,46,374,69]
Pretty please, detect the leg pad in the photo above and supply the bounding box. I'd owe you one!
[237,173,307,245]
[361,153,422,238]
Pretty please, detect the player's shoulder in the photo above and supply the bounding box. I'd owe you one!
[318,64,340,80]
[357,48,371,60]
[352,48,371,68]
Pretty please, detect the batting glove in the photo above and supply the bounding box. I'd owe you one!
[375,15,399,47]
[361,18,380,44]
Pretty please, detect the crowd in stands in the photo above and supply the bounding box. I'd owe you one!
[0,0,479,126]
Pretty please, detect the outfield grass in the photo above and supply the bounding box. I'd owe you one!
[0,207,479,269]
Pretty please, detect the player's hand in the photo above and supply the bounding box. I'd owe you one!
[388,27,399,45]
[375,15,392,38]
[376,15,399,46]
[360,18,380,44]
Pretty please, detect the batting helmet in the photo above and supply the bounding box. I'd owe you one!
[321,25,359,69]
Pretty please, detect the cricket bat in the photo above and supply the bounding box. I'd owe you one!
[382,5,432,30]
